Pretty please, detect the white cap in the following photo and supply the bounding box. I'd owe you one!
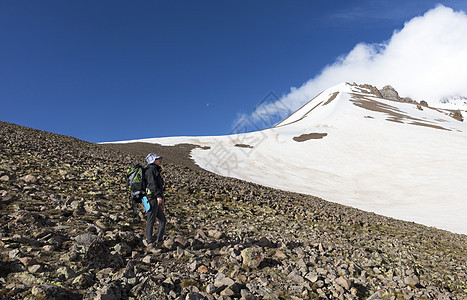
[146,153,162,164]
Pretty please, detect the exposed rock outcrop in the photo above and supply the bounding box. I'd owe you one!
[450,110,464,121]
[380,85,400,101]
[420,100,429,107]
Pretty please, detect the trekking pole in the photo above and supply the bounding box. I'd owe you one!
[131,196,136,223]
[162,196,167,216]
[130,195,133,222]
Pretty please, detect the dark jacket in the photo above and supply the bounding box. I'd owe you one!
[145,164,164,200]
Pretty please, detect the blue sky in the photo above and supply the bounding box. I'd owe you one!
[1,0,466,142]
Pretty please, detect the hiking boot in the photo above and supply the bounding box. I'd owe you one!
[143,239,154,248]
[145,242,163,254]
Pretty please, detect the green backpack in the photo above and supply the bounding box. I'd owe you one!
[126,164,147,221]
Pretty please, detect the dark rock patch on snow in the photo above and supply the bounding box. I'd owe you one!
[234,144,253,149]
[293,133,328,142]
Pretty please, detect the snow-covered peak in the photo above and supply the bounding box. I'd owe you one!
[437,95,467,110]
[109,82,467,235]
[275,82,352,127]
[276,82,463,131]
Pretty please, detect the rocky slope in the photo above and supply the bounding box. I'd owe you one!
[1,120,466,300]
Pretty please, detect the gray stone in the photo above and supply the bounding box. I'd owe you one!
[380,85,400,100]
[316,268,328,276]
[195,229,208,241]
[20,174,37,183]
[240,289,255,300]
[114,242,132,257]
[305,272,319,283]
[123,260,136,278]
[241,247,264,269]
[74,233,101,246]
[174,236,189,248]
[10,272,37,286]
[186,292,206,300]
[162,238,176,250]
[31,283,69,300]
[214,272,235,287]
[208,229,226,239]
[72,273,93,288]
[189,261,198,272]
[112,260,136,281]
[336,276,352,290]
[206,283,218,293]
[28,264,44,273]
[96,282,122,300]
[57,266,76,280]
[221,287,235,296]
[404,275,420,287]
[96,267,113,280]
[256,236,275,248]
[287,270,305,284]
[0,260,24,274]
[8,249,21,259]
[142,255,154,264]
[43,245,55,252]
[367,291,381,300]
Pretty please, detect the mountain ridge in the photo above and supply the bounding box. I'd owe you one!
[276,82,464,128]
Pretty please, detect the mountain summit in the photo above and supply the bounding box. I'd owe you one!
[111,83,467,235]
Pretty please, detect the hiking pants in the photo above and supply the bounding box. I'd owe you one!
[146,203,166,244]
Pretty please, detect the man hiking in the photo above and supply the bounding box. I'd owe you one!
[143,153,166,249]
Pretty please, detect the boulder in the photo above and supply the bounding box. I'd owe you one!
[380,85,400,101]
[214,272,235,287]
[72,273,94,288]
[305,272,319,283]
[0,260,24,275]
[174,236,189,248]
[208,229,226,239]
[19,257,37,267]
[31,283,69,300]
[185,292,206,300]
[360,84,383,98]
[96,281,123,300]
[450,110,463,121]
[114,242,132,257]
[336,276,352,290]
[256,236,275,248]
[57,266,76,280]
[112,260,136,280]
[74,233,102,247]
[19,174,37,183]
[28,264,44,273]
[84,240,122,269]
[404,275,420,287]
[241,247,265,269]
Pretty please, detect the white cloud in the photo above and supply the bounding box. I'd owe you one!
[250,5,467,125]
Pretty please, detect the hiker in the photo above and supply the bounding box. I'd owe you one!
[143,153,166,248]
